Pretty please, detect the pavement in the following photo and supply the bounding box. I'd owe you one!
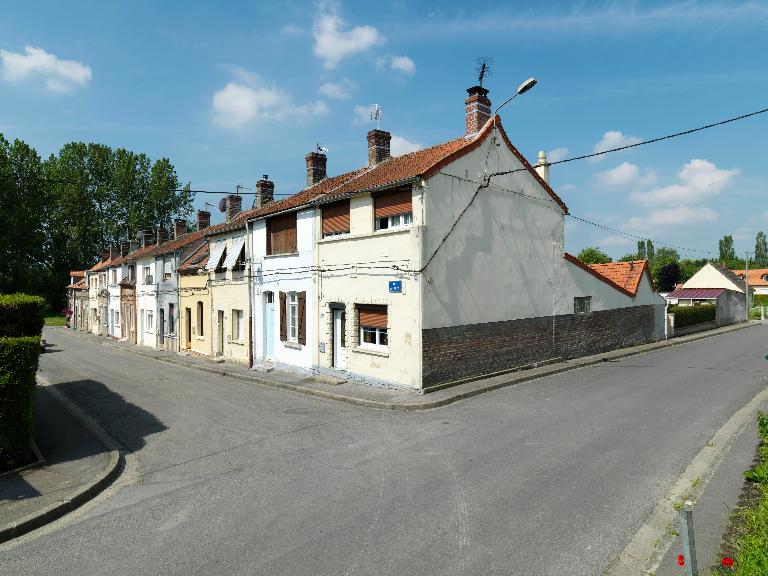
[58,320,759,410]
[0,325,766,575]
[655,406,765,575]
[0,384,120,543]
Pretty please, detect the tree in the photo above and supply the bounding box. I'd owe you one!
[649,247,679,289]
[657,262,681,292]
[645,239,654,261]
[619,253,638,262]
[755,231,768,267]
[678,258,708,283]
[719,235,736,262]
[636,240,646,260]
[577,247,612,264]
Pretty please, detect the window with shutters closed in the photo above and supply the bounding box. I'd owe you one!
[358,305,388,348]
[322,200,350,237]
[374,189,412,231]
[267,212,298,255]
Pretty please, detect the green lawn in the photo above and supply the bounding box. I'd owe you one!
[43,315,67,326]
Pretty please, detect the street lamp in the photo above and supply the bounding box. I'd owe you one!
[493,77,537,117]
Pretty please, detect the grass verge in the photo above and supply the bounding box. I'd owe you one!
[712,411,768,574]
[43,315,67,326]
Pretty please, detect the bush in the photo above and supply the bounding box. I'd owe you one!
[0,293,45,337]
[754,294,768,307]
[0,337,41,469]
[670,303,716,328]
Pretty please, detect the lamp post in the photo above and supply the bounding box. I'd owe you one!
[493,77,538,117]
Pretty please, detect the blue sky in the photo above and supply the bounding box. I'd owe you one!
[1,1,767,259]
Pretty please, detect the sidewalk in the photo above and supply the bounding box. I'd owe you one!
[56,320,761,411]
[655,401,767,575]
[0,386,120,543]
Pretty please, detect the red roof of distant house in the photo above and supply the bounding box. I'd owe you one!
[233,116,568,225]
[69,270,85,278]
[66,278,86,290]
[667,288,727,299]
[731,268,768,286]
[564,253,652,297]
[178,241,209,273]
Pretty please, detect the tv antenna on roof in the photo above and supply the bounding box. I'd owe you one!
[475,57,494,87]
[370,104,382,129]
[317,143,329,153]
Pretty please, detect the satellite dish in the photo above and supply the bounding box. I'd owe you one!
[135,230,144,241]
[218,198,227,212]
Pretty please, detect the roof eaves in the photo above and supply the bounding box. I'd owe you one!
[564,252,635,298]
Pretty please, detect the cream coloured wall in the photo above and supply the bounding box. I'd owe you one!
[682,263,744,292]
[316,186,423,389]
[179,273,211,357]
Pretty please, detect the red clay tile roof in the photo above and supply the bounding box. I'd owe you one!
[69,270,85,278]
[564,253,652,297]
[235,116,568,223]
[89,258,112,272]
[731,268,768,286]
[67,278,87,290]
[178,241,209,273]
[667,288,726,299]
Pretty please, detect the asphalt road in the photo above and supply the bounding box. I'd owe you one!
[2,326,767,576]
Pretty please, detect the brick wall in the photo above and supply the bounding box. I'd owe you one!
[422,305,659,389]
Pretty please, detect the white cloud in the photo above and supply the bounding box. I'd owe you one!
[353,104,374,125]
[280,24,304,35]
[589,130,642,162]
[212,72,327,130]
[0,46,91,93]
[547,147,569,162]
[389,55,415,74]
[313,5,382,69]
[626,206,718,229]
[318,78,355,100]
[596,162,657,189]
[390,135,422,156]
[630,159,738,205]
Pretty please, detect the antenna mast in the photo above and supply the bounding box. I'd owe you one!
[475,57,494,87]
[370,104,383,129]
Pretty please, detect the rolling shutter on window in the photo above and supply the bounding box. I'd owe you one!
[297,291,306,345]
[322,200,350,236]
[279,291,287,341]
[267,213,297,255]
[374,189,412,219]
[358,305,387,328]
[163,259,172,275]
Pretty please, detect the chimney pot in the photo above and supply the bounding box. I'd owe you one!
[196,210,211,231]
[465,85,492,137]
[225,194,242,222]
[255,177,275,210]
[367,129,391,166]
[305,152,327,187]
[173,219,187,239]
[535,150,550,184]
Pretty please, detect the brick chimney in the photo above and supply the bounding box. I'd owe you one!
[173,219,187,239]
[101,249,110,262]
[120,242,130,257]
[255,176,275,210]
[465,85,491,137]
[225,194,242,222]
[157,227,169,243]
[128,240,140,253]
[367,129,391,166]
[305,152,327,187]
[141,229,155,249]
[109,246,120,260]
[197,210,211,231]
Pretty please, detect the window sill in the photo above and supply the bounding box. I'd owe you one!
[265,252,300,259]
[353,346,389,358]
[195,336,205,341]
[283,341,303,350]
[317,226,412,245]
[228,339,245,346]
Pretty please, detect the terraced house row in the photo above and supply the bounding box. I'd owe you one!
[67,85,666,391]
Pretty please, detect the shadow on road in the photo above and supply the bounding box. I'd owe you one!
[50,379,167,453]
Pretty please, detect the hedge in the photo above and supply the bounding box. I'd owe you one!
[0,293,45,338]
[754,294,768,307]
[671,303,716,328]
[0,337,41,469]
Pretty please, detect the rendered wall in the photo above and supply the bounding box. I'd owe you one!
[179,273,211,356]
[210,232,250,365]
[683,263,743,292]
[135,256,157,349]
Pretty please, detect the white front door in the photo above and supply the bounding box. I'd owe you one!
[264,292,275,359]
[332,308,347,370]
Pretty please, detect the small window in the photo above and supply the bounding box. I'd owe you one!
[231,309,243,341]
[287,292,298,342]
[358,305,388,349]
[196,301,204,336]
[265,291,274,304]
[146,310,154,332]
[168,303,175,335]
[574,296,591,315]
[377,212,413,231]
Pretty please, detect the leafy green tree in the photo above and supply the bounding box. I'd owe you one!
[657,262,681,291]
[645,239,654,261]
[678,258,708,283]
[577,247,612,264]
[718,234,736,262]
[636,240,646,260]
[755,231,768,267]
[619,253,638,262]
[650,247,680,289]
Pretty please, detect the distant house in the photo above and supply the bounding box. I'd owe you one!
[680,262,746,293]
[732,268,768,296]
[66,271,87,330]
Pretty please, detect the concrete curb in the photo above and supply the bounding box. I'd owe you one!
[0,380,123,544]
[57,321,759,411]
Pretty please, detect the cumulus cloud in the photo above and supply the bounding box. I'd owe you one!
[353,104,374,125]
[390,135,422,156]
[318,78,355,100]
[596,162,657,189]
[313,5,382,69]
[547,147,569,162]
[389,55,416,74]
[212,71,327,130]
[630,159,738,205]
[589,130,642,162]
[626,206,718,229]
[0,45,91,93]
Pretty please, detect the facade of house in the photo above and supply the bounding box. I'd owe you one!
[682,263,745,293]
[133,232,161,349]
[178,239,212,356]
[665,287,745,326]
[732,268,768,296]
[66,271,87,330]
[86,253,111,336]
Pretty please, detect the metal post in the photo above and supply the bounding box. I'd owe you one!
[745,251,750,321]
[680,506,698,576]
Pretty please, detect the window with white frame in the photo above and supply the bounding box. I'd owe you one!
[287,292,298,342]
[574,296,591,315]
[146,310,154,332]
[143,266,152,284]
[376,212,412,231]
[231,309,244,341]
[111,269,117,284]
[358,305,388,349]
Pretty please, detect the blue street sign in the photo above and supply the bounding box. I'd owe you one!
[389,280,402,293]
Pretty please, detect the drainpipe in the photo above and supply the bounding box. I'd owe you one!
[246,220,254,368]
